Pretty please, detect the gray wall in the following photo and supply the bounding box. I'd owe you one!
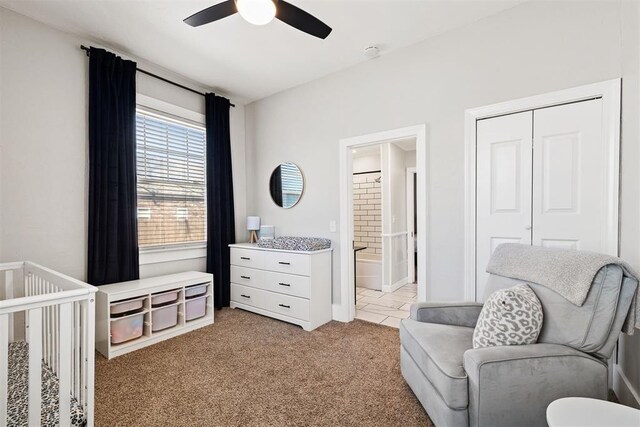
[0,8,247,280]
[617,0,640,409]
[245,1,639,406]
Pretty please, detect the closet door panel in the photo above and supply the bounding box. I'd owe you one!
[476,111,533,300]
[532,99,603,251]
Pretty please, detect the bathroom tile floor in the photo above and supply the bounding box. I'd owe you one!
[355,283,417,328]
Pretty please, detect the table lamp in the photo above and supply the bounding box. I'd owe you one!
[247,216,261,243]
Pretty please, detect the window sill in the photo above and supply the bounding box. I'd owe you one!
[139,243,206,265]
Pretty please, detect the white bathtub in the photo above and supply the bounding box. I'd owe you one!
[356,252,382,290]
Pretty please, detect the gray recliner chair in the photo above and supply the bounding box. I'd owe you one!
[400,265,638,427]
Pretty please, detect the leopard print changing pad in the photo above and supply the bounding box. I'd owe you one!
[7,341,86,426]
[257,236,332,251]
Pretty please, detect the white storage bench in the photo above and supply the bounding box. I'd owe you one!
[95,271,213,359]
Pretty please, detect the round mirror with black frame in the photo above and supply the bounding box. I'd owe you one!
[269,162,304,209]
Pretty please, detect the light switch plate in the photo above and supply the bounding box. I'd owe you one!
[329,221,337,233]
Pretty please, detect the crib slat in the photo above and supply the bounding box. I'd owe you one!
[80,302,87,407]
[74,303,80,401]
[48,282,53,370]
[54,299,59,374]
[25,275,30,345]
[44,281,49,368]
[45,282,49,369]
[0,313,9,425]
[85,298,96,427]
[5,271,14,343]
[58,303,72,427]
[43,282,48,368]
[27,307,42,426]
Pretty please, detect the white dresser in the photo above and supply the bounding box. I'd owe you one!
[229,243,332,331]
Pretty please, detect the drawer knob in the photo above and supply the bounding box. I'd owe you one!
[241,275,251,280]
[278,303,291,308]
[278,261,291,265]
[240,257,251,260]
[240,294,251,299]
[278,282,290,287]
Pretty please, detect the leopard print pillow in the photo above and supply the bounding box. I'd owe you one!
[473,284,543,349]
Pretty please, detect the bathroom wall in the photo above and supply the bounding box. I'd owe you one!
[352,152,381,174]
[353,171,382,255]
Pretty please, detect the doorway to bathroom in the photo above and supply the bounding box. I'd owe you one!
[351,140,417,327]
[337,125,427,324]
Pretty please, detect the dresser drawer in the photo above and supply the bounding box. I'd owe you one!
[230,248,264,269]
[263,251,311,276]
[263,271,310,299]
[231,266,264,289]
[264,292,310,321]
[231,283,267,309]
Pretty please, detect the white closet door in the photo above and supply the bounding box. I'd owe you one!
[532,99,604,251]
[476,111,533,300]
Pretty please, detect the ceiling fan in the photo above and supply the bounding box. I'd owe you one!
[184,0,332,39]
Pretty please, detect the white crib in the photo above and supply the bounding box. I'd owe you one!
[0,261,97,426]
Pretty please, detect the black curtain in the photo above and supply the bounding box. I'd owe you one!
[205,94,236,308]
[87,47,139,286]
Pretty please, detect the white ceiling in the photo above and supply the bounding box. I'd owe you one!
[0,0,524,103]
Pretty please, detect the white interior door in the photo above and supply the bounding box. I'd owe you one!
[532,99,605,251]
[476,111,533,300]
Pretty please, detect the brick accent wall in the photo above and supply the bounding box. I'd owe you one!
[353,172,382,255]
[137,199,205,247]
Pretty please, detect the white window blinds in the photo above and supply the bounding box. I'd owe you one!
[135,109,206,247]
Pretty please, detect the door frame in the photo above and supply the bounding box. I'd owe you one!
[406,167,417,283]
[463,78,621,302]
[336,125,427,322]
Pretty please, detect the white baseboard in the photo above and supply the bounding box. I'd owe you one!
[613,364,640,409]
[332,304,350,322]
[382,277,408,293]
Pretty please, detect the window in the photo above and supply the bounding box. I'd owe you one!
[175,207,189,220]
[136,109,206,248]
[137,207,152,220]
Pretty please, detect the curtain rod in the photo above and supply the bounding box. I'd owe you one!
[80,45,235,108]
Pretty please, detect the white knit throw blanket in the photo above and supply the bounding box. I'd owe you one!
[486,243,639,334]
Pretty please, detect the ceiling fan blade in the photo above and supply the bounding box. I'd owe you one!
[184,0,238,27]
[275,0,332,39]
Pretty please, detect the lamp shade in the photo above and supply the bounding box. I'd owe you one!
[247,216,261,231]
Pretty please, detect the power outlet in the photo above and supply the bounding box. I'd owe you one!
[329,221,337,233]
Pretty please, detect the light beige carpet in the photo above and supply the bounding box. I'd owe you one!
[95,308,433,426]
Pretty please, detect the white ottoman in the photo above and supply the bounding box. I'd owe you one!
[547,397,640,427]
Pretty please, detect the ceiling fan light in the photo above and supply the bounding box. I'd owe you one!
[236,0,276,26]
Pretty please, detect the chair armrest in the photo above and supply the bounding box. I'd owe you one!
[410,302,484,327]
[463,344,608,427]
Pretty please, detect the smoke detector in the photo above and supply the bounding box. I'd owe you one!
[364,46,379,60]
